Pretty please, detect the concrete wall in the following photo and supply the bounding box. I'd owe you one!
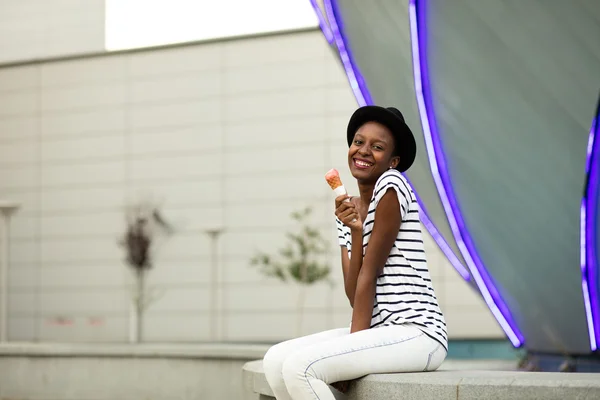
[0,0,105,64]
[0,29,502,343]
[0,343,267,400]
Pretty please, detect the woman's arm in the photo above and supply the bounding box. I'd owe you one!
[340,230,364,307]
[350,190,402,333]
[340,247,351,303]
[335,195,365,308]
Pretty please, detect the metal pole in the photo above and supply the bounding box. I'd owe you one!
[206,229,222,341]
[0,213,8,342]
[0,202,20,343]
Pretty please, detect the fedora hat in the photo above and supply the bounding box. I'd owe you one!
[347,106,416,172]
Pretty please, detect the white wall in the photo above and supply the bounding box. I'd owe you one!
[0,344,264,400]
[0,0,105,64]
[0,29,503,342]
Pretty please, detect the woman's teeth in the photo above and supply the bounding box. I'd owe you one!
[355,160,372,168]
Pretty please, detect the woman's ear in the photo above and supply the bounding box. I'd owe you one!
[390,156,400,169]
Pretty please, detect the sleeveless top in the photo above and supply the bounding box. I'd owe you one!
[336,169,448,350]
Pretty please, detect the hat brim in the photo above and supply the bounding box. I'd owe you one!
[347,106,416,172]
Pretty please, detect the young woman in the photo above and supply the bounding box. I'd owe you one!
[263,106,447,400]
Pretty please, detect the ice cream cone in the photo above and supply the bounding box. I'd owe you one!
[325,168,343,190]
[325,168,348,198]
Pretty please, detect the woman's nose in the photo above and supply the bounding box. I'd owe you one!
[358,145,371,156]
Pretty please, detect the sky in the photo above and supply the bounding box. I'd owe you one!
[105,0,319,51]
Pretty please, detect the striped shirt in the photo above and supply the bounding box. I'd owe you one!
[336,169,448,350]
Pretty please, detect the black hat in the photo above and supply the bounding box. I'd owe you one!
[347,106,416,172]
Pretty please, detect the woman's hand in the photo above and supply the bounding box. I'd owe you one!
[331,380,351,393]
[335,195,363,232]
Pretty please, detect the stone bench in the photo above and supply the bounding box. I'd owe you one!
[242,359,600,399]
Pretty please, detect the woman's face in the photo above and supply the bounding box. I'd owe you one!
[348,121,399,183]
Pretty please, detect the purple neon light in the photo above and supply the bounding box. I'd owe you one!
[419,199,469,279]
[309,0,333,44]
[582,95,600,351]
[312,0,470,281]
[408,0,523,347]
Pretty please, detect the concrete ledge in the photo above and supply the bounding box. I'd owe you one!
[0,343,271,400]
[0,342,270,359]
[243,359,600,400]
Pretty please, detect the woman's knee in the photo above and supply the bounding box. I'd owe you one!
[263,342,288,378]
[281,352,311,386]
[424,344,447,372]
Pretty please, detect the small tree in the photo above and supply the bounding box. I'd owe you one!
[251,206,331,335]
[118,199,174,343]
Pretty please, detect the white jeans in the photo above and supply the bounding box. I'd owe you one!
[263,324,446,400]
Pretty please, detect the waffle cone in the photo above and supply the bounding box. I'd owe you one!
[326,175,342,190]
[325,169,343,190]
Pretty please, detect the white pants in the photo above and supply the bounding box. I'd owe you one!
[263,324,446,400]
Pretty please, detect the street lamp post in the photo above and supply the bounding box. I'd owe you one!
[206,228,223,341]
[0,201,20,343]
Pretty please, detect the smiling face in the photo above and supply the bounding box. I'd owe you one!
[348,121,400,184]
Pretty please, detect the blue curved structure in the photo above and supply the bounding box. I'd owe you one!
[316,0,470,281]
[308,0,333,44]
[408,0,523,347]
[312,0,600,358]
[582,93,600,351]
[314,0,522,345]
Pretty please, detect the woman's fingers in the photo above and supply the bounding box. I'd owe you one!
[338,209,354,220]
[337,205,356,218]
[335,197,362,228]
[334,194,350,209]
[335,199,355,216]
[338,209,359,225]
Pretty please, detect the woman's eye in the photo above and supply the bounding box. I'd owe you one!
[354,140,362,145]
[374,146,383,151]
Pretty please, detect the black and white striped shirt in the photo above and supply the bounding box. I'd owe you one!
[336,169,448,350]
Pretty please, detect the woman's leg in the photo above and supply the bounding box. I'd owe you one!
[263,328,350,400]
[281,325,446,400]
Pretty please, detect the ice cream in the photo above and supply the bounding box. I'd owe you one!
[325,168,349,199]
